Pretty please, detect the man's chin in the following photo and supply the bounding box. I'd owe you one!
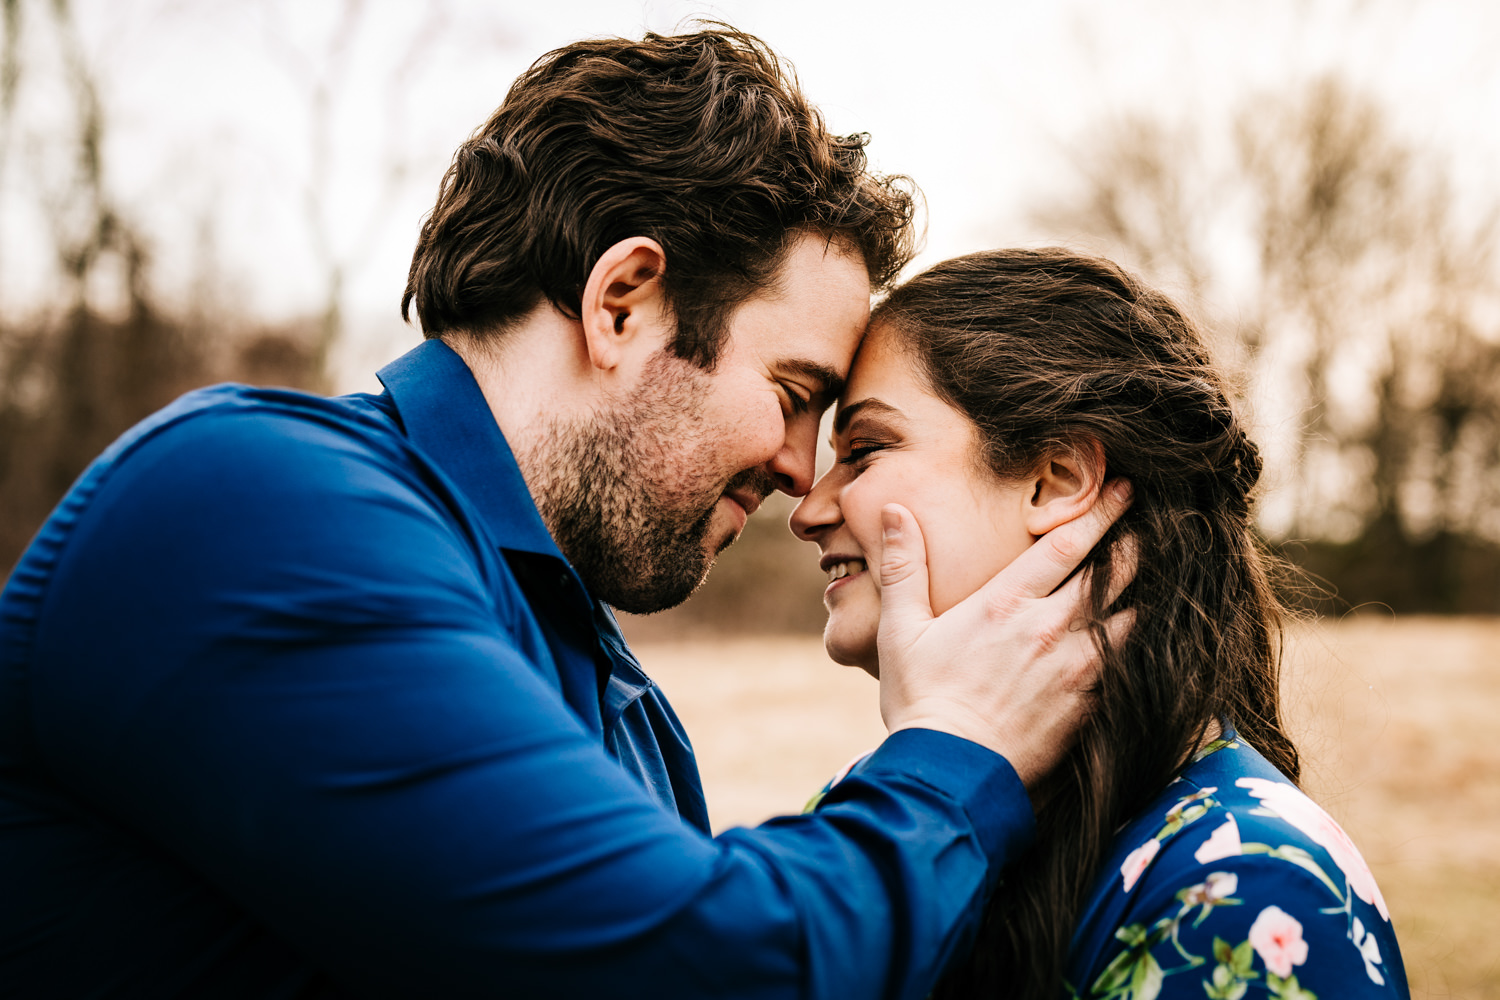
[594,545,716,616]
[574,498,736,615]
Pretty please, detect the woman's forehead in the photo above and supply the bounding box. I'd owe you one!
[842,323,924,403]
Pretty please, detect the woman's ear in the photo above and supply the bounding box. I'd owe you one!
[1022,439,1106,536]
[578,237,671,372]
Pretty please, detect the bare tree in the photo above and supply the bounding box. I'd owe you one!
[257,0,455,389]
[0,0,206,571]
[0,1,490,574]
[1034,76,1500,612]
[0,0,23,306]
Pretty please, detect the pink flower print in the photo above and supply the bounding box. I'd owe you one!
[1120,838,1160,892]
[1249,905,1309,978]
[1180,871,1238,909]
[1236,778,1390,920]
[1193,814,1242,864]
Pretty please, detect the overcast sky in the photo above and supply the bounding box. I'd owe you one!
[3,0,1497,388]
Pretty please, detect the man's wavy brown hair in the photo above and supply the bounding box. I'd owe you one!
[403,25,917,368]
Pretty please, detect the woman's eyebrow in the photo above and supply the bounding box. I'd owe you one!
[832,397,902,435]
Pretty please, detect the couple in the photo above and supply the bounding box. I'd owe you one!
[0,24,1403,1000]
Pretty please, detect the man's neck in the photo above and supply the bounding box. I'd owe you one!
[440,308,592,459]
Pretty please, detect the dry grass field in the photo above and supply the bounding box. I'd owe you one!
[630,617,1500,1000]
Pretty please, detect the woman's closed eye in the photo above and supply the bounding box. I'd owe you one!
[838,442,888,467]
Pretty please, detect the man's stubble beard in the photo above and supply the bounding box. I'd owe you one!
[519,350,773,615]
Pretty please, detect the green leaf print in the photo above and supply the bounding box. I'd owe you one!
[1204,963,1248,1000]
[1158,788,1218,839]
[1130,952,1164,1000]
[1093,927,1148,994]
[1267,972,1318,1000]
[1194,737,1241,761]
[1237,842,1344,901]
[1202,935,1258,999]
[1231,939,1255,976]
[1091,921,1177,998]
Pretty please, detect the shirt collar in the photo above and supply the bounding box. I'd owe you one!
[376,338,565,562]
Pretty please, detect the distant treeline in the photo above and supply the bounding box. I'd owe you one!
[0,308,325,572]
[620,513,1500,643]
[1281,529,1500,617]
[3,2,1497,617]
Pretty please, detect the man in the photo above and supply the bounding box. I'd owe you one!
[0,27,1126,999]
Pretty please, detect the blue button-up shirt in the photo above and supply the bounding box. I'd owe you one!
[0,339,1034,999]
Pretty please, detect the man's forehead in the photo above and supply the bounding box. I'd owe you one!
[729,232,872,372]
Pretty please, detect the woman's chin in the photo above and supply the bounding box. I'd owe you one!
[823,625,879,678]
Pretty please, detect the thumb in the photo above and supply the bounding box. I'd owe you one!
[876,504,934,642]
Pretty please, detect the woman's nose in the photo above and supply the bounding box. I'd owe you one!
[789,468,842,541]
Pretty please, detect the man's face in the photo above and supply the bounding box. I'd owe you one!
[530,234,871,613]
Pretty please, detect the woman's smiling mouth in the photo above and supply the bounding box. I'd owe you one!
[824,558,867,582]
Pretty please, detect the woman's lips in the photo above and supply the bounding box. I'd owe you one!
[820,557,868,597]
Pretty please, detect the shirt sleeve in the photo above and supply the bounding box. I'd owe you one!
[1078,845,1408,999]
[30,408,1035,1000]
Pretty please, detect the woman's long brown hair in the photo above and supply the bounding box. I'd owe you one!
[872,249,1300,999]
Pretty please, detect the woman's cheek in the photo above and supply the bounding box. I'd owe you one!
[841,483,886,574]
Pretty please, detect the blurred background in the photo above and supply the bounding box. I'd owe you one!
[1,0,1496,995]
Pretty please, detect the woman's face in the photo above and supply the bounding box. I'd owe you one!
[790,324,1036,675]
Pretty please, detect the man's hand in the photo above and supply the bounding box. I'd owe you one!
[875,479,1135,788]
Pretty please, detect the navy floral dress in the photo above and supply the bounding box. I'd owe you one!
[1065,733,1408,999]
[812,732,1408,998]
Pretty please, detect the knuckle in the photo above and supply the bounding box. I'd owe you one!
[1034,616,1070,650]
[1047,531,1084,566]
[982,589,1026,622]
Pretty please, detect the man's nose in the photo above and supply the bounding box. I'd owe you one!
[769,419,819,497]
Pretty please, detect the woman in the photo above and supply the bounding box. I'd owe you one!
[791,249,1408,998]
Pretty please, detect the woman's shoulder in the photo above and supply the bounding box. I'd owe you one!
[1066,736,1408,999]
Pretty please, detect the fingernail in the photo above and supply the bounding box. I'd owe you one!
[882,506,902,540]
[1110,480,1134,503]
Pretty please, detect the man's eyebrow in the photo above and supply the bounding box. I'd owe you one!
[778,359,845,402]
[832,397,902,436]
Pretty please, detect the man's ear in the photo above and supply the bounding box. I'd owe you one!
[579,237,671,372]
[1022,439,1107,536]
